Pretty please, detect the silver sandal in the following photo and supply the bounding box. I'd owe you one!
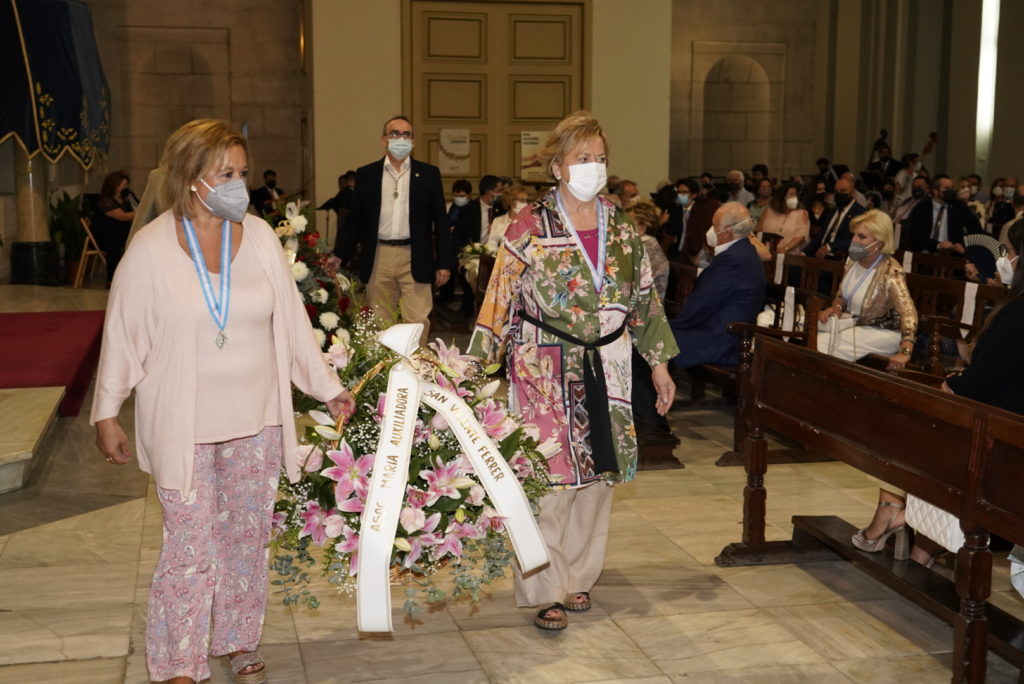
[227,651,267,684]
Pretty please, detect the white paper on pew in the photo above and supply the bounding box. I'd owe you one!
[961,282,978,339]
[902,251,914,273]
[773,255,785,285]
[782,286,796,342]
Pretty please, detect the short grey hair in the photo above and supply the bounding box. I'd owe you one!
[727,169,745,182]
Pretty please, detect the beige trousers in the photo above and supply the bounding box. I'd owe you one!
[514,483,614,607]
[366,244,433,344]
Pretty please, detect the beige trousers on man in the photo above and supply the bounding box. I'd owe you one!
[514,482,614,607]
[366,244,433,344]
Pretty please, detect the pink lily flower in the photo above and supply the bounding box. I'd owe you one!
[402,513,442,569]
[429,338,476,382]
[337,493,365,513]
[405,486,430,509]
[421,457,470,505]
[480,505,508,533]
[298,501,328,546]
[446,520,484,540]
[324,513,345,538]
[433,371,474,399]
[335,524,359,575]
[321,441,373,502]
[474,399,516,440]
[433,532,464,560]
[271,510,287,532]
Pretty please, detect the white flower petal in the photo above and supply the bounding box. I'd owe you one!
[309,410,334,426]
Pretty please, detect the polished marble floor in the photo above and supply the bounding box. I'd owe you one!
[1,289,1022,682]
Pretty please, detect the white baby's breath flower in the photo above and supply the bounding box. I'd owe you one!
[312,327,326,348]
[291,261,310,281]
[319,312,340,330]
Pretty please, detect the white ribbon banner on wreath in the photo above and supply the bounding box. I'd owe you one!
[356,324,549,632]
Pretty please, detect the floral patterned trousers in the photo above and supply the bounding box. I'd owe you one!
[146,426,282,682]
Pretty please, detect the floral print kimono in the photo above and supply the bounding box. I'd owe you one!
[468,189,678,489]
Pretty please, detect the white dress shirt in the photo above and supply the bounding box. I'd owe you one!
[479,200,492,242]
[378,157,411,240]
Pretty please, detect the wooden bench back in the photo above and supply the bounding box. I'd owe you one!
[896,250,968,280]
[749,335,1024,532]
[779,254,844,299]
[663,261,699,318]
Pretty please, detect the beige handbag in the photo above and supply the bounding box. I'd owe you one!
[905,493,964,553]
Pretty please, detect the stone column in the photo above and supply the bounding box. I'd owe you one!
[10,145,58,285]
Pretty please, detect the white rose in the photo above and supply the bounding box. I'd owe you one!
[312,328,326,348]
[291,261,310,281]
[400,507,426,534]
[319,312,340,330]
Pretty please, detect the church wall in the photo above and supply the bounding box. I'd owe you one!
[84,0,304,196]
[669,0,821,181]
[590,0,673,192]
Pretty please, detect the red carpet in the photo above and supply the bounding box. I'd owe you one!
[0,310,106,417]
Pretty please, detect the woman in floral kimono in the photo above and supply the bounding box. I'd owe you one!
[468,112,678,630]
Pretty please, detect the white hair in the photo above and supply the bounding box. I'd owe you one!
[727,169,745,182]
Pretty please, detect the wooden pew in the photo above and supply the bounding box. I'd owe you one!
[897,250,968,280]
[779,254,844,299]
[715,336,1024,683]
[663,261,699,319]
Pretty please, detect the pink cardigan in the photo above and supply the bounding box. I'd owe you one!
[90,211,342,495]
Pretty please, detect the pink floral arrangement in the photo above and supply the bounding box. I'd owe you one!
[270,311,551,612]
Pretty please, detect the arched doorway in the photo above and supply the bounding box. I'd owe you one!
[701,55,771,178]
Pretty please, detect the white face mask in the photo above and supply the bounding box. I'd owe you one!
[387,138,413,160]
[993,187,1005,198]
[997,254,1019,284]
[452,195,469,207]
[1007,187,1018,200]
[705,225,720,249]
[785,196,799,210]
[970,185,979,196]
[560,162,607,203]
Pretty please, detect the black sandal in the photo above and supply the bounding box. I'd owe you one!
[534,602,568,630]
[564,591,591,612]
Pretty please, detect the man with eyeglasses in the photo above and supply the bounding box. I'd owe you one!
[337,115,452,343]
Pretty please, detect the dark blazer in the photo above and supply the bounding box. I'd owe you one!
[250,185,278,215]
[336,157,453,284]
[907,197,981,253]
[453,199,505,251]
[804,201,866,256]
[668,196,719,264]
[670,238,766,368]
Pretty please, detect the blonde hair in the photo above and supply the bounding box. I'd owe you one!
[160,119,249,218]
[850,209,895,254]
[626,198,660,234]
[501,184,528,209]
[538,111,608,180]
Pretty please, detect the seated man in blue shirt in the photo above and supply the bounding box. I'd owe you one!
[670,202,766,368]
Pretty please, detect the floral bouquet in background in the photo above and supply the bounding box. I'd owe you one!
[457,241,493,290]
[270,310,552,613]
[269,199,361,351]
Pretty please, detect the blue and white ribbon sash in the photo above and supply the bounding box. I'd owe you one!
[182,217,231,340]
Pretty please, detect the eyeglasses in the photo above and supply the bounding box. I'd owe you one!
[384,130,413,139]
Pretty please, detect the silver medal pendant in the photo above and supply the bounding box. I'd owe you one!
[216,331,227,349]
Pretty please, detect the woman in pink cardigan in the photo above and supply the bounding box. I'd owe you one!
[91,119,353,684]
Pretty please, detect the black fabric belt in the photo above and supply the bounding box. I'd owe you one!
[378,238,411,246]
[519,311,629,477]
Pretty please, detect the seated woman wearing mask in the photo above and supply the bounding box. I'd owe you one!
[484,184,530,253]
[855,220,1024,571]
[816,210,917,364]
[757,181,810,254]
